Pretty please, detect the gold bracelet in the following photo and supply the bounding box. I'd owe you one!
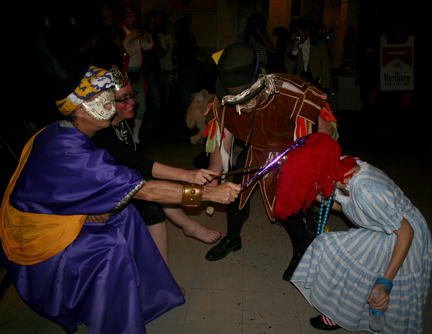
[182,183,203,207]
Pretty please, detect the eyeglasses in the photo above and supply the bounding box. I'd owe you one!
[115,91,138,104]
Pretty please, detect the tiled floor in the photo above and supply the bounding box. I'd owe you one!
[1,117,431,334]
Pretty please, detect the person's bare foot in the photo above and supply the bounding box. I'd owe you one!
[179,286,186,296]
[183,222,222,243]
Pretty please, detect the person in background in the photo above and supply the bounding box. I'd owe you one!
[91,25,125,71]
[285,17,331,95]
[159,21,174,72]
[342,25,356,59]
[271,26,290,73]
[117,4,148,144]
[236,12,275,67]
[174,18,199,120]
[141,10,165,132]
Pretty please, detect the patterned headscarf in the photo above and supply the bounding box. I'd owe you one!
[55,66,114,116]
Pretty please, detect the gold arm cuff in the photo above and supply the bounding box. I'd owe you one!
[182,183,203,207]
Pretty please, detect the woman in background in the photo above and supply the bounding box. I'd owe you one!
[174,18,199,120]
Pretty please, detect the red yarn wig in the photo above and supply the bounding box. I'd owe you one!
[274,133,355,220]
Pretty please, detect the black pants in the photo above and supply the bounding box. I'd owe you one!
[225,145,317,256]
[281,209,318,256]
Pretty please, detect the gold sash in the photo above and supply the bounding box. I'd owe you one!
[0,130,86,265]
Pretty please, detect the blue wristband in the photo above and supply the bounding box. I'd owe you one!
[375,277,393,293]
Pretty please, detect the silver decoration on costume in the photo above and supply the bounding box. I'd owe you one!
[114,121,129,144]
[106,179,148,215]
[220,74,279,115]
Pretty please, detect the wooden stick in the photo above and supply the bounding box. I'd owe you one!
[212,163,266,179]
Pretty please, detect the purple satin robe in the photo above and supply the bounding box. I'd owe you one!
[2,122,185,333]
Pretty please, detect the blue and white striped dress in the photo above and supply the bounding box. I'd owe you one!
[291,160,432,333]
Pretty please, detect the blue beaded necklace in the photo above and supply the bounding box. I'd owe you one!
[317,186,335,235]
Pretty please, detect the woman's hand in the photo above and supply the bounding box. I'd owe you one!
[151,162,220,185]
[181,169,220,185]
[367,218,413,311]
[368,284,390,311]
[140,30,150,41]
[129,30,141,41]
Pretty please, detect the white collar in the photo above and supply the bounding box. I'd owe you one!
[300,36,311,49]
[124,26,132,35]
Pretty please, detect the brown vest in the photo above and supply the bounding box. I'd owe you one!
[207,74,328,221]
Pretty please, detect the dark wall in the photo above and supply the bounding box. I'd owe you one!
[356,0,415,56]
[1,1,107,193]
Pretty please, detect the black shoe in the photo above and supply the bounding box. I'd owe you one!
[282,253,303,281]
[310,316,341,331]
[205,236,242,261]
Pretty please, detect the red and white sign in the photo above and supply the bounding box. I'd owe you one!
[380,36,414,91]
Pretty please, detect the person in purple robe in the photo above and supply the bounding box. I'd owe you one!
[0,63,240,334]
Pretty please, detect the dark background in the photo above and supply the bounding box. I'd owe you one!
[1,0,418,194]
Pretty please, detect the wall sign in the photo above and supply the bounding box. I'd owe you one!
[380,36,414,91]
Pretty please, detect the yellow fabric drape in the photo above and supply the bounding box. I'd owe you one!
[0,130,87,265]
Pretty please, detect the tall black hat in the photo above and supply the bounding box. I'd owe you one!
[215,44,265,105]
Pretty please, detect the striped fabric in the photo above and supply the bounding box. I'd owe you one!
[292,160,432,333]
[322,315,338,326]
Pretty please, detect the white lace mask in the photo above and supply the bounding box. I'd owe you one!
[81,89,117,121]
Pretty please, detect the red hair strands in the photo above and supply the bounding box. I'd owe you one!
[274,133,356,220]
